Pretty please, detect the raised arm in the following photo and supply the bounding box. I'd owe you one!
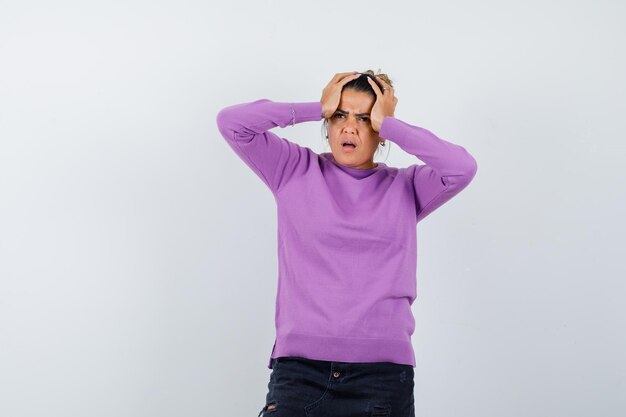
[365,75,477,223]
[379,116,478,223]
[216,99,322,194]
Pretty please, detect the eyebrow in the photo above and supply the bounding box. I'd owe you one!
[335,109,370,116]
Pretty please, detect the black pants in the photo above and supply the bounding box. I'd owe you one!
[258,356,415,417]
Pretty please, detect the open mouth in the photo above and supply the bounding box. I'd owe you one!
[342,141,357,151]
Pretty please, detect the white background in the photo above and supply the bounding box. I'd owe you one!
[1,1,624,416]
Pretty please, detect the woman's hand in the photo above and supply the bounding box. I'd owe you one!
[320,72,361,119]
[366,75,398,132]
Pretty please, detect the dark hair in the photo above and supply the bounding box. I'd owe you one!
[342,68,394,100]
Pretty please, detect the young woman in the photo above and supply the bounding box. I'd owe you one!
[216,70,478,417]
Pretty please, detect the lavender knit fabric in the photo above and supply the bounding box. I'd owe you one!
[216,99,477,369]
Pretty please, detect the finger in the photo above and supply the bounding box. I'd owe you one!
[366,76,381,95]
[333,71,359,82]
[366,76,383,96]
[371,75,390,93]
[375,75,393,92]
[339,73,361,85]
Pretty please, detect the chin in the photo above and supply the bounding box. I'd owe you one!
[334,151,355,160]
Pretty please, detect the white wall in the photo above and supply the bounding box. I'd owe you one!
[1,1,624,416]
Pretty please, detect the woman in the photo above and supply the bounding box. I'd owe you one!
[216,70,478,417]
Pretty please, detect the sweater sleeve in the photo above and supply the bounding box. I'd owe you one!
[216,99,323,194]
[378,116,478,223]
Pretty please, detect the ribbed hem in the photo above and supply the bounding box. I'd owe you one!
[267,332,415,369]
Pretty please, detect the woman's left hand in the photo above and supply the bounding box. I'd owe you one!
[366,75,398,132]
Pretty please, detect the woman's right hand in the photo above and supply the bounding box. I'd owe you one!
[320,72,362,119]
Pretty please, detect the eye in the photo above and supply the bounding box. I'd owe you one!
[332,113,344,119]
[359,117,369,121]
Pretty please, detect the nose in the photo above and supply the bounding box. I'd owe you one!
[343,117,357,134]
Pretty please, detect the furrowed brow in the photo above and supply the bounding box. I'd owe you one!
[336,109,370,116]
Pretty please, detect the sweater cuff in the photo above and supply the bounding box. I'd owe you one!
[293,102,324,123]
[378,116,398,140]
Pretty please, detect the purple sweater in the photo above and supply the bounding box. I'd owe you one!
[216,99,477,369]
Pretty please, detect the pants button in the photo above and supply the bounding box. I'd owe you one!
[333,371,340,378]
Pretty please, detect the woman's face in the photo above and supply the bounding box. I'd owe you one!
[327,88,380,169]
